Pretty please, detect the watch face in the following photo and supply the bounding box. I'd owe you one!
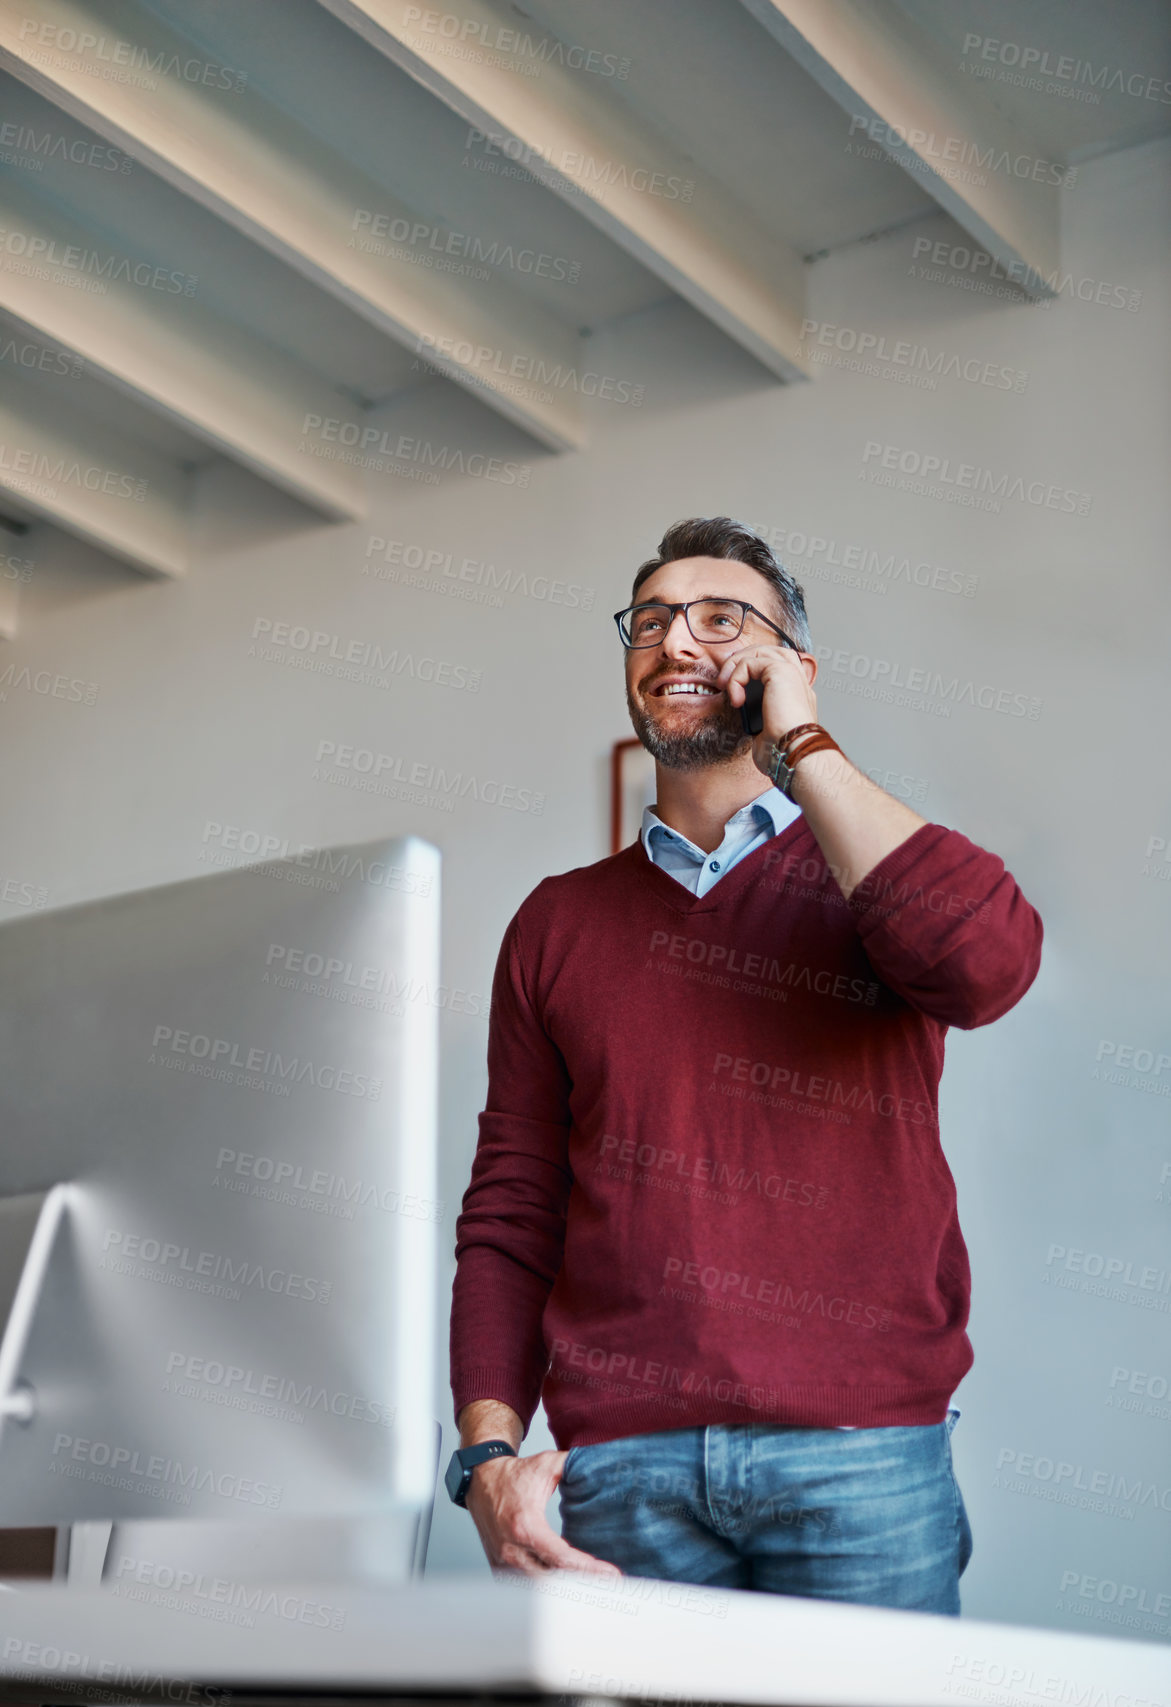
[444,1451,468,1505]
[769,746,793,790]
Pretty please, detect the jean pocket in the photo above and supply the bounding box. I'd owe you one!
[562,1445,582,1482]
[945,1406,961,1437]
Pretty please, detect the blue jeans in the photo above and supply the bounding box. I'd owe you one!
[559,1408,972,1614]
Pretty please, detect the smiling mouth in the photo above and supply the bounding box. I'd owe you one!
[650,681,722,701]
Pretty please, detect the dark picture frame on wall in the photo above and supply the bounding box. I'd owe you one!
[610,736,657,855]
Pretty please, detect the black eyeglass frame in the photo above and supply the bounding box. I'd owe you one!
[613,597,802,653]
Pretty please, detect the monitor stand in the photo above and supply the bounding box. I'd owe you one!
[0,1186,70,1440]
[63,1431,439,1594]
[0,1186,73,1583]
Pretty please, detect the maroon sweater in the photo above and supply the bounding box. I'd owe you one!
[450,819,1042,1448]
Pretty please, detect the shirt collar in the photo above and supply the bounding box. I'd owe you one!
[640,785,800,861]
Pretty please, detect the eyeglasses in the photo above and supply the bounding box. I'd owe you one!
[613,597,800,652]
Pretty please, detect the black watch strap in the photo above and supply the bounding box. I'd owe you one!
[445,1439,517,1507]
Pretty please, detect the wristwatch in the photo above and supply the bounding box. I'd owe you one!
[767,723,841,798]
[445,1439,517,1507]
[766,739,799,797]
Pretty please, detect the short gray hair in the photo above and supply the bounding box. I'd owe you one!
[631,515,811,652]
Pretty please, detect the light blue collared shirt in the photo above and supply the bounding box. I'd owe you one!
[640,784,802,896]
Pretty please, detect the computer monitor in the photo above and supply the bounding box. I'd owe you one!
[0,835,440,1537]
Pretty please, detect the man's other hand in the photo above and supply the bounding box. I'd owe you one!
[466,1448,622,1579]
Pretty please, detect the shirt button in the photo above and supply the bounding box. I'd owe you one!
[709,860,720,871]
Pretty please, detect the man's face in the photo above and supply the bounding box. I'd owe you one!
[623,556,785,771]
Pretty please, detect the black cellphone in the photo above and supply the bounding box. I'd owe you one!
[740,677,765,737]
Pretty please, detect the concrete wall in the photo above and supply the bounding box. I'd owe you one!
[2,133,1168,1637]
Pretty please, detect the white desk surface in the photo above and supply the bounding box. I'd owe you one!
[1,1573,1168,1706]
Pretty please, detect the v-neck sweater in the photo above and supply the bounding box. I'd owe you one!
[450,818,1043,1449]
[641,782,801,896]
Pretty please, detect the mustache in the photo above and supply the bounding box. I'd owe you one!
[642,668,721,694]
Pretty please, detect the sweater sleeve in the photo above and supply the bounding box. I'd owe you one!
[449,902,574,1438]
[845,821,1043,1030]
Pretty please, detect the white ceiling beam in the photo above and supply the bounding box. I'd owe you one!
[0,0,588,450]
[0,364,190,578]
[737,0,1061,297]
[313,0,812,382]
[0,177,366,524]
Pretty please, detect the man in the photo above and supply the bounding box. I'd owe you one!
[447,516,1043,1613]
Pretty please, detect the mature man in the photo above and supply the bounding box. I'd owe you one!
[447,516,1042,1613]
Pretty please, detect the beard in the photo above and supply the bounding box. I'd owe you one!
[625,679,750,771]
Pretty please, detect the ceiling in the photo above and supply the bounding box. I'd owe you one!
[0,0,1166,631]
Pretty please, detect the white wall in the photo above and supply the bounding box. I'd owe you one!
[2,134,1168,1637]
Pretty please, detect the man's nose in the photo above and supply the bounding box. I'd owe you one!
[659,610,701,655]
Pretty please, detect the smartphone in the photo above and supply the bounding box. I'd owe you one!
[740,677,765,737]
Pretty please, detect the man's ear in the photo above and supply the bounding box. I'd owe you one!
[802,654,819,688]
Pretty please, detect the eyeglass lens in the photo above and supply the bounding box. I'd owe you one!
[624,599,746,646]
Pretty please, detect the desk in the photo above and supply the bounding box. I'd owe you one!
[1,1572,1168,1705]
